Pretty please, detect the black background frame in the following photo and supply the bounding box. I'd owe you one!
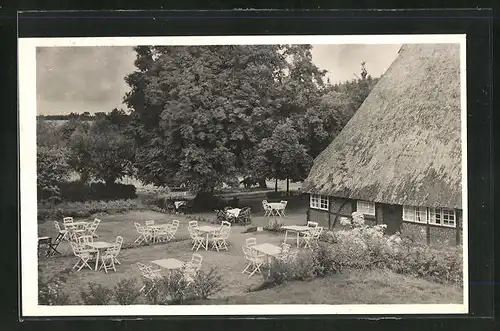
[2,7,495,331]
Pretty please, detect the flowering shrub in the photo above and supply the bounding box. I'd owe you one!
[38,272,70,305]
[80,283,114,305]
[113,278,142,305]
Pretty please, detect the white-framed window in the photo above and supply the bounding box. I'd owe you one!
[356,200,375,215]
[403,205,428,224]
[429,207,456,227]
[310,194,329,210]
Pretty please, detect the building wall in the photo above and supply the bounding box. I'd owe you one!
[307,194,463,246]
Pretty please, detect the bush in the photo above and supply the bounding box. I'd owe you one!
[114,278,142,305]
[38,270,71,305]
[80,283,113,305]
[37,199,144,223]
[159,271,197,304]
[58,181,137,202]
[312,243,341,277]
[191,267,226,300]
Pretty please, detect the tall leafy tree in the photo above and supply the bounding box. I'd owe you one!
[37,147,72,200]
[124,45,287,192]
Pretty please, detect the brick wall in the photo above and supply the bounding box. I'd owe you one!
[401,222,427,244]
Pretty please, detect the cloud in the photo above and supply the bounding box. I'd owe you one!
[36,44,401,115]
[36,46,136,115]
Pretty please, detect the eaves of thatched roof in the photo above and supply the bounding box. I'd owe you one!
[303,43,462,209]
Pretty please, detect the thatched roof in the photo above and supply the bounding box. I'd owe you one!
[303,43,462,209]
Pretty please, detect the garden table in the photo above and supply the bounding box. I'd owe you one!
[65,221,89,230]
[147,224,172,243]
[267,202,286,217]
[151,258,184,270]
[196,225,220,251]
[226,208,241,218]
[86,241,114,270]
[251,243,282,264]
[282,225,311,247]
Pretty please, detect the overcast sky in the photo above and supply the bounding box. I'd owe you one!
[36,44,401,115]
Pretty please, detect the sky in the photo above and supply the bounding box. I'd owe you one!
[36,44,402,115]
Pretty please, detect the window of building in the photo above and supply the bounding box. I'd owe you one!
[429,207,456,227]
[310,194,329,210]
[356,200,375,215]
[403,205,428,224]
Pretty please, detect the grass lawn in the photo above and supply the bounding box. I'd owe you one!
[38,209,463,305]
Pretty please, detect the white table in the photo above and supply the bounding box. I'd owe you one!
[282,225,311,247]
[251,243,282,264]
[196,225,220,251]
[151,258,184,270]
[226,208,241,218]
[267,202,285,216]
[86,241,114,270]
[147,224,172,243]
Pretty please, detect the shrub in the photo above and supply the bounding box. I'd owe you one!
[114,278,142,305]
[312,243,340,277]
[80,283,113,305]
[38,271,71,305]
[58,181,137,202]
[191,267,226,300]
[37,199,144,223]
[160,271,197,304]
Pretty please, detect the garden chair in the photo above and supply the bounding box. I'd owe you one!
[98,244,121,273]
[53,221,69,242]
[145,220,155,226]
[235,207,252,225]
[262,200,272,217]
[114,236,124,265]
[280,200,288,216]
[85,218,101,238]
[77,234,94,247]
[211,225,231,251]
[245,237,257,247]
[188,224,206,251]
[277,243,293,262]
[134,222,152,245]
[215,209,228,222]
[63,217,74,227]
[242,246,265,278]
[70,242,96,271]
[188,220,198,227]
[221,220,232,228]
[182,254,202,284]
[301,226,324,249]
[137,263,162,293]
[37,237,60,257]
[152,225,171,243]
[167,220,180,241]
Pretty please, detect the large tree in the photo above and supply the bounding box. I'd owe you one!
[67,117,135,185]
[124,45,287,191]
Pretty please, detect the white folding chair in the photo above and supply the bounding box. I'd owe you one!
[280,200,288,216]
[189,225,206,251]
[145,220,155,226]
[301,226,323,249]
[137,263,162,293]
[152,225,171,243]
[262,200,272,217]
[242,246,264,278]
[188,220,198,227]
[245,237,257,247]
[85,218,101,238]
[134,222,151,244]
[113,236,123,264]
[307,221,318,228]
[77,234,94,247]
[53,221,69,242]
[212,225,231,251]
[167,220,180,241]
[70,242,95,271]
[99,244,120,273]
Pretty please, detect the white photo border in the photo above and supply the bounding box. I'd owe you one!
[19,34,468,317]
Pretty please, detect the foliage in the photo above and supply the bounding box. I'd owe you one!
[113,278,142,305]
[58,181,137,202]
[191,267,226,300]
[38,269,71,305]
[80,283,114,305]
[37,199,145,223]
[252,119,312,184]
[67,117,135,185]
[37,147,72,201]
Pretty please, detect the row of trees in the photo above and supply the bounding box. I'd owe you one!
[37,44,378,199]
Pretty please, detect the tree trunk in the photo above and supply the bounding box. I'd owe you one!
[275,178,278,192]
[331,200,349,229]
[258,178,267,189]
[286,178,289,193]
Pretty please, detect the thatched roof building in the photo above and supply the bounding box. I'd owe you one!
[303,43,462,209]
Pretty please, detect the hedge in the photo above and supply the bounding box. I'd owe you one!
[57,181,137,202]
